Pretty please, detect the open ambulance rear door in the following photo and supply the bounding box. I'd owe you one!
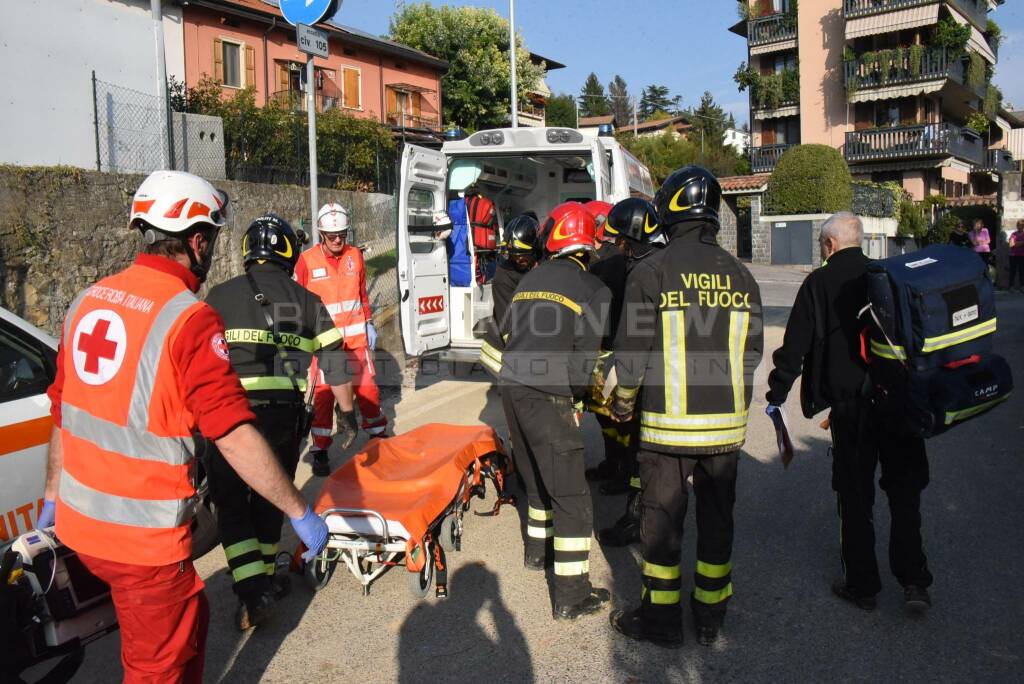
[590,136,611,201]
[397,144,451,357]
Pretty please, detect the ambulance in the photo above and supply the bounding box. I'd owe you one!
[397,126,655,362]
[0,307,218,557]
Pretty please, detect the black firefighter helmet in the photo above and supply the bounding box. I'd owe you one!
[242,214,306,272]
[501,213,542,259]
[605,198,665,247]
[654,165,722,231]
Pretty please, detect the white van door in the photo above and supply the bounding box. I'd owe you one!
[590,137,611,201]
[397,145,450,357]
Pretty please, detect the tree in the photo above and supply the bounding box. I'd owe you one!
[765,145,853,215]
[579,73,610,118]
[639,85,680,120]
[608,75,632,127]
[545,92,577,128]
[388,3,545,130]
[687,91,728,148]
[618,130,747,183]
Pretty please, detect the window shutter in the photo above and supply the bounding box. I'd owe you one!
[386,88,397,115]
[412,92,421,116]
[343,68,360,108]
[245,46,256,88]
[214,38,224,83]
[762,126,776,144]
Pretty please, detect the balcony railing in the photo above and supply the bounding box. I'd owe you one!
[270,89,339,114]
[386,111,441,132]
[751,143,793,173]
[748,13,797,47]
[844,123,983,165]
[518,102,545,119]
[975,148,1016,174]
[844,0,987,29]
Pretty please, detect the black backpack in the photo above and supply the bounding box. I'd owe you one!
[862,245,1012,438]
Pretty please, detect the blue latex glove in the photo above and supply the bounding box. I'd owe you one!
[290,506,329,562]
[366,322,378,351]
[37,499,56,529]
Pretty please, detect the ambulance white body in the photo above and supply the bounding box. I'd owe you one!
[397,127,655,361]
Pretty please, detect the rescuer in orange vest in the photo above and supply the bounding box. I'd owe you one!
[294,203,387,477]
[40,171,329,683]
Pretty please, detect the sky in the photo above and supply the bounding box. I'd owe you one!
[331,0,1024,125]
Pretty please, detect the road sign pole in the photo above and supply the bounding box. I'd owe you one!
[307,54,318,245]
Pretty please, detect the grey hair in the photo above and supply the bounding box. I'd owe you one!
[821,211,863,248]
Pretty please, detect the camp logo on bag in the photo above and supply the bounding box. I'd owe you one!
[864,244,1012,438]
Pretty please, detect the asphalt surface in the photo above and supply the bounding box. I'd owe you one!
[64,264,1024,683]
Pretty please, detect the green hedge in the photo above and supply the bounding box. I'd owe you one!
[764,145,852,215]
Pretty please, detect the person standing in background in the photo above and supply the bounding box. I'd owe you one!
[969,218,992,264]
[1009,219,1024,292]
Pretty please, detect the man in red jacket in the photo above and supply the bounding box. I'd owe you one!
[295,203,386,476]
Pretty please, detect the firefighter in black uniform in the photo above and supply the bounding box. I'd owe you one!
[500,202,612,620]
[478,214,542,376]
[608,167,763,648]
[205,215,355,631]
[594,198,666,547]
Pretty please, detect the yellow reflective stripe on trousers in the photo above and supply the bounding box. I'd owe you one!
[640,426,746,447]
[224,328,316,353]
[261,542,279,575]
[553,537,592,552]
[232,560,268,583]
[870,339,906,361]
[615,385,639,400]
[642,586,682,605]
[944,393,1011,425]
[224,538,260,560]
[920,318,996,353]
[641,411,748,429]
[643,561,681,580]
[696,560,732,579]
[729,311,750,414]
[240,376,309,392]
[527,525,554,539]
[693,583,734,605]
[630,476,641,489]
[662,310,687,418]
[554,560,589,576]
[528,506,553,521]
[314,327,343,349]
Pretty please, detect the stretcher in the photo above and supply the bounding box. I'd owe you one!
[302,423,513,598]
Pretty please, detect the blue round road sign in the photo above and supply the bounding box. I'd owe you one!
[279,0,339,27]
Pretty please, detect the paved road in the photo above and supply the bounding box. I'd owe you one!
[67,266,1024,683]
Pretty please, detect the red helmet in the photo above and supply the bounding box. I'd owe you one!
[584,200,614,242]
[543,202,597,257]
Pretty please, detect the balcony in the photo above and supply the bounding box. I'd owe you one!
[517,102,546,127]
[751,144,793,173]
[748,13,797,48]
[845,48,986,102]
[974,148,1016,174]
[386,111,441,132]
[843,0,988,29]
[270,89,339,114]
[844,123,983,165]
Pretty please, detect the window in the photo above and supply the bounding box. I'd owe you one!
[222,40,241,88]
[407,188,435,231]
[342,67,361,109]
[0,322,55,404]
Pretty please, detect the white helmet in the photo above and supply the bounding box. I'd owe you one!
[317,203,350,233]
[129,170,228,234]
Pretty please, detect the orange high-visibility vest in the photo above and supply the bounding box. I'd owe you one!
[56,264,207,566]
[296,244,370,350]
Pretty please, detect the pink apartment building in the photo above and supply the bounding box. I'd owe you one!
[181,0,448,136]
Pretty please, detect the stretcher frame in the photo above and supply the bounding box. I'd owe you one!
[304,450,513,598]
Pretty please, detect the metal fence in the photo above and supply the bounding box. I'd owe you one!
[349,195,399,316]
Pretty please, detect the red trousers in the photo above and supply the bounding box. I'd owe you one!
[78,554,208,684]
[312,346,386,449]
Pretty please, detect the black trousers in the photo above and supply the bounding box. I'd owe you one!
[638,449,738,627]
[830,400,932,596]
[206,404,303,602]
[595,413,641,488]
[503,384,593,606]
[1008,256,1024,289]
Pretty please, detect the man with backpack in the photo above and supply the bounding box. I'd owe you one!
[765,212,933,613]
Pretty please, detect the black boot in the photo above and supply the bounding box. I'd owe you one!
[831,578,877,611]
[553,588,610,620]
[598,491,641,547]
[690,595,727,646]
[610,607,683,649]
[335,409,358,451]
[235,591,274,631]
[311,450,330,477]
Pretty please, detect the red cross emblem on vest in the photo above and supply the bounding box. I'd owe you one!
[72,310,127,386]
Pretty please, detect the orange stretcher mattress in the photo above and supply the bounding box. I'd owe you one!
[313,423,502,546]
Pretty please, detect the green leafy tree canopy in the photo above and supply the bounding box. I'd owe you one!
[765,144,853,215]
[388,3,545,130]
[639,85,681,120]
[545,92,577,128]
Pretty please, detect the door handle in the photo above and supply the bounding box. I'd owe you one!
[402,289,410,302]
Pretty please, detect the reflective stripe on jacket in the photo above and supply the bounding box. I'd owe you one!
[295,244,371,349]
[56,263,206,565]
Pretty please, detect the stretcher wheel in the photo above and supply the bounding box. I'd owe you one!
[304,556,335,592]
[437,514,459,553]
[406,543,434,599]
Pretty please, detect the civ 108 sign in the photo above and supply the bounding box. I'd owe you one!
[279,0,339,28]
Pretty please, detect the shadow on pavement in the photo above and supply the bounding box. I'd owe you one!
[397,562,534,683]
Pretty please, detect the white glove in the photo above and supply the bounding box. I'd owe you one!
[366,322,378,350]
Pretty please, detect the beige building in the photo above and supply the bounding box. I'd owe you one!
[731,0,1013,202]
